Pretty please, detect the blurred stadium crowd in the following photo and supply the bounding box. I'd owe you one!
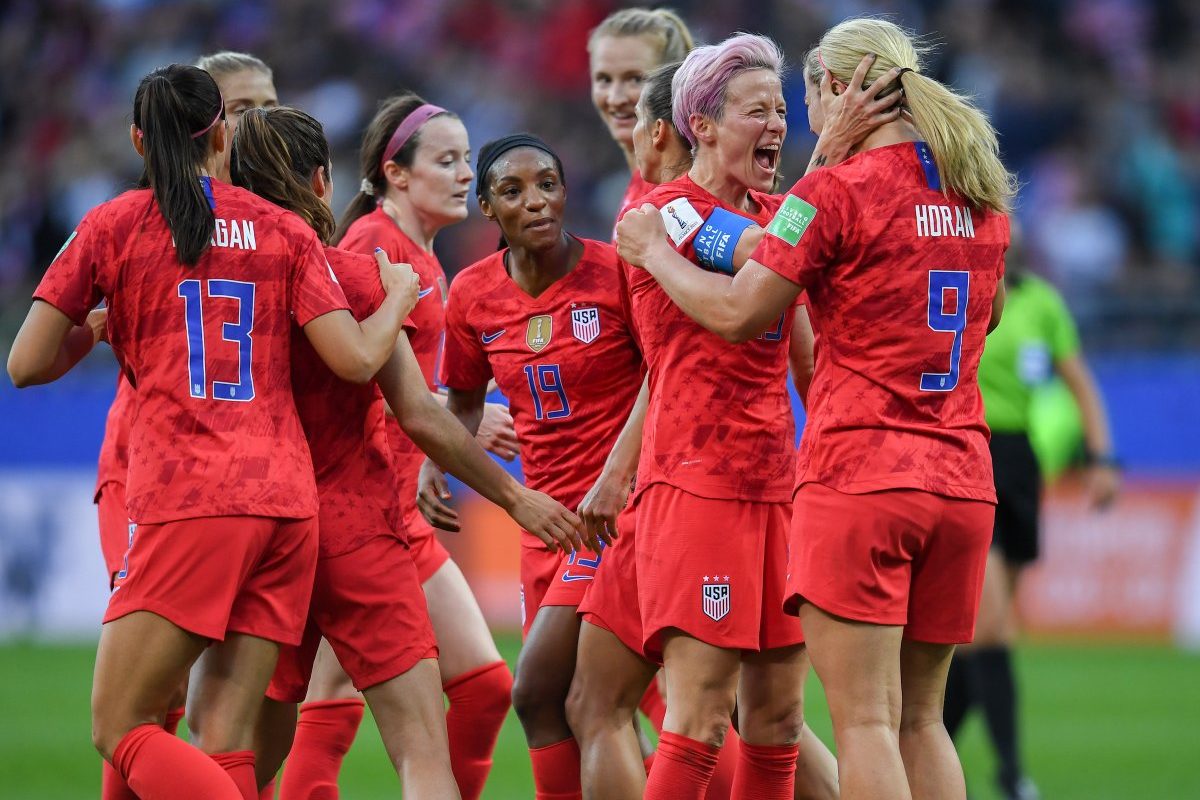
[2,0,1199,351]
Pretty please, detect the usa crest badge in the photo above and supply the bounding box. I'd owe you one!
[571,306,600,344]
[702,578,730,621]
[526,315,553,352]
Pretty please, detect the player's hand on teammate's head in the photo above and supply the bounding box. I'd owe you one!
[1086,463,1121,511]
[478,401,520,461]
[511,488,584,553]
[374,248,421,316]
[615,203,668,269]
[819,54,904,158]
[577,473,628,548]
[85,307,109,345]
[417,457,460,532]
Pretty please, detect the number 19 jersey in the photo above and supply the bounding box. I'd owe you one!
[34,181,350,524]
[752,142,1009,502]
[440,238,643,510]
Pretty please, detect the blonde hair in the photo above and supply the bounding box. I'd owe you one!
[588,7,695,65]
[808,18,1016,214]
[195,51,272,81]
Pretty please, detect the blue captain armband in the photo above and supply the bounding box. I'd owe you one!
[692,207,756,275]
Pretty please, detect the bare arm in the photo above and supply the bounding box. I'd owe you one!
[617,205,801,343]
[377,339,580,551]
[1056,353,1120,509]
[989,277,1006,333]
[8,303,107,387]
[578,375,648,542]
[788,307,816,404]
[806,55,903,174]
[302,252,420,384]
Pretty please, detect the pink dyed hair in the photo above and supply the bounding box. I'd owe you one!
[671,33,784,148]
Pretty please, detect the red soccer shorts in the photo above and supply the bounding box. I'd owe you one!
[106,515,317,645]
[634,484,803,661]
[577,506,649,661]
[268,535,438,703]
[786,482,995,644]
[520,531,603,637]
[96,482,132,587]
[404,506,452,583]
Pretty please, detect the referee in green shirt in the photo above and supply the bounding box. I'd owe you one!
[943,256,1120,800]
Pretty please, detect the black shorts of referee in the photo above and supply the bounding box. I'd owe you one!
[989,431,1041,566]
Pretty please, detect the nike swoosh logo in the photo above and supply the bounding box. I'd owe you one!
[418,286,435,299]
[481,329,506,344]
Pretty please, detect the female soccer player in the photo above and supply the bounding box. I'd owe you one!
[8,64,422,800]
[601,35,842,800]
[588,6,694,229]
[944,231,1119,800]
[617,18,1016,800]
[279,94,520,800]
[421,133,643,800]
[86,49,284,800]
[225,105,580,798]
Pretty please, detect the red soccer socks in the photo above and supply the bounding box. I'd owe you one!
[111,724,242,800]
[644,731,721,800]
[278,698,365,799]
[444,660,513,799]
[730,741,799,800]
[529,737,583,800]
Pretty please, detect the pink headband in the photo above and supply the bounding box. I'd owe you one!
[190,93,225,139]
[380,103,446,171]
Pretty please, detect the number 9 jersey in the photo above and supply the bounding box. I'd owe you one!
[33,180,351,524]
[752,141,1009,503]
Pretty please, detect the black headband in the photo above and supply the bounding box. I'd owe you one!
[475,133,564,197]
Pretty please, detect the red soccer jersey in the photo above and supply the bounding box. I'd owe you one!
[95,372,134,498]
[752,141,1009,502]
[339,207,447,511]
[629,175,795,502]
[440,238,643,511]
[34,179,349,524]
[613,171,654,239]
[290,246,416,557]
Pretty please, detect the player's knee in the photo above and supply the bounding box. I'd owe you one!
[511,667,562,725]
[740,697,805,745]
[466,662,514,720]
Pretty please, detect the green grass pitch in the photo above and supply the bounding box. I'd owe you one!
[1,637,1195,798]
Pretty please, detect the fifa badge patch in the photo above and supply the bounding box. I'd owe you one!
[526,314,553,352]
[702,577,730,621]
[766,194,818,247]
[570,305,600,344]
[659,197,704,246]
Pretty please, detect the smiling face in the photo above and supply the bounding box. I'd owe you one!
[702,68,787,193]
[590,34,661,152]
[397,115,474,227]
[479,148,566,251]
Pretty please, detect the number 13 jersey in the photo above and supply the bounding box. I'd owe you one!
[752,142,1009,502]
[34,180,350,524]
[440,238,643,510]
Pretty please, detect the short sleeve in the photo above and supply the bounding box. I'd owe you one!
[750,171,846,288]
[1043,284,1080,362]
[33,208,107,324]
[292,233,351,326]
[438,279,492,390]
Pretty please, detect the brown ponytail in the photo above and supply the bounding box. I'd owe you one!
[230,107,336,243]
[132,65,223,266]
[332,93,458,244]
